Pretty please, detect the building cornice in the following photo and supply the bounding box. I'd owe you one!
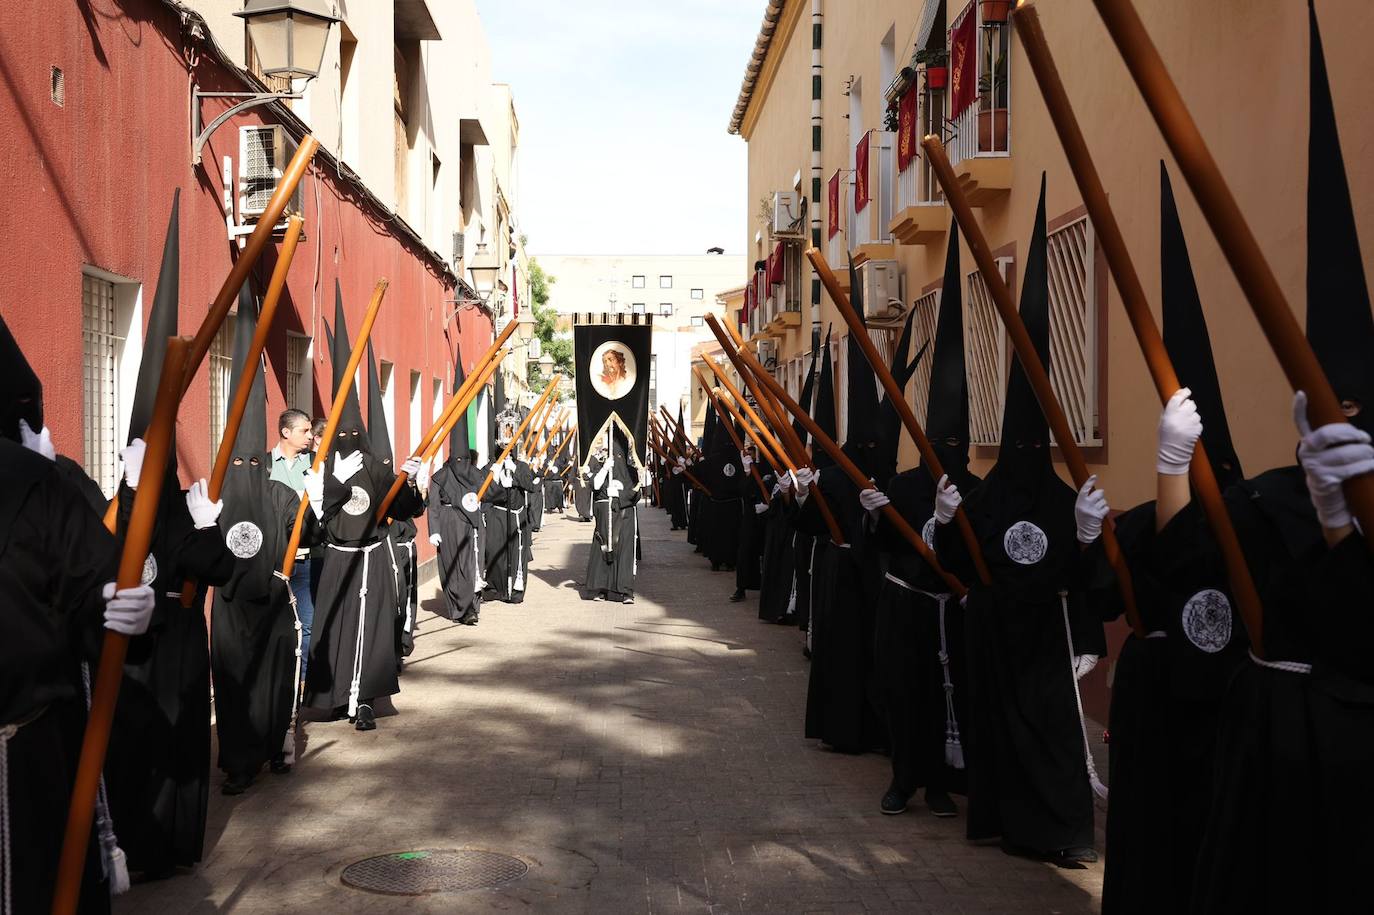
[728,0,797,137]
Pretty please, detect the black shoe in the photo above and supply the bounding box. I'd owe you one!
[880,787,910,815]
[269,759,292,775]
[710,562,721,572]
[222,773,254,796]
[1053,846,1099,865]
[925,789,957,818]
[729,590,746,602]
[623,595,635,604]
[355,704,376,731]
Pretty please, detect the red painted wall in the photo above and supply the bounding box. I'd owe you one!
[0,0,491,564]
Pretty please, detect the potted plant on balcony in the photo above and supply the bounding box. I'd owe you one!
[977,62,1008,152]
[915,47,948,90]
[980,0,1013,23]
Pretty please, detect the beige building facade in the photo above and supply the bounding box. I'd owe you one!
[728,0,1374,508]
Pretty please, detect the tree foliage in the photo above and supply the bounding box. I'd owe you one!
[527,259,574,398]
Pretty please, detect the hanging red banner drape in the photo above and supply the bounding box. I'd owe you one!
[897,88,918,172]
[827,171,840,238]
[768,242,784,285]
[949,2,978,119]
[743,277,755,325]
[855,132,871,212]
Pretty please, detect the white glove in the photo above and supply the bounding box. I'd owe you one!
[302,466,325,519]
[1073,654,1099,680]
[102,582,155,636]
[18,420,55,461]
[333,451,364,484]
[1294,390,1374,530]
[858,487,890,513]
[741,452,753,470]
[934,474,962,524]
[1157,387,1202,475]
[417,459,432,492]
[1075,474,1110,544]
[671,465,684,476]
[594,462,612,489]
[401,456,422,478]
[429,532,442,546]
[120,438,147,489]
[608,480,624,498]
[676,456,686,467]
[503,457,516,473]
[186,478,222,529]
[776,473,793,494]
[794,467,816,502]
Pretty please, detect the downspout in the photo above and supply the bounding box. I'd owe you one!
[809,0,823,350]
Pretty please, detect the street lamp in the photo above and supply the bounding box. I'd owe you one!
[191,0,340,165]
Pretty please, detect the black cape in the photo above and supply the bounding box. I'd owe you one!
[428,459,486,622]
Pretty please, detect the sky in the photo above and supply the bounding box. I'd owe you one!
[475,1,762,257]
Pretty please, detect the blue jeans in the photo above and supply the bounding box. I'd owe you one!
[290,561,315,679]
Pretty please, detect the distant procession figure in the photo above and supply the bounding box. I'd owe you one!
[484,399,537,604]
[585,429,640,603]
[573,448,598,522]
[427,358,487,625]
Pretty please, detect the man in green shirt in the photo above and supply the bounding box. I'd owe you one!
[271,408,316,673]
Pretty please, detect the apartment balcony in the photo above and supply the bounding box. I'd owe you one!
[945,19,1012,205]
[890,154,949,246]
[851,130,896,267]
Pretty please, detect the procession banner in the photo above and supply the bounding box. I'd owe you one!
[573,313,653,472]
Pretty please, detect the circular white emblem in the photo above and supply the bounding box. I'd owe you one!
[1003,521,1048,566]
[922,516,937,551]
[723,463,737,478]
[1182,588,1232,653]
[226,521,264,559]
[343,485,371,516]
[461,492,480,512]
[141,553,158,586]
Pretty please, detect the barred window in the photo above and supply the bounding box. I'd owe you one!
[208,316,237,458]
[82,274,120,496]
[408,370,423,454]
[286,333,311,413]
[908,289,943,426]
[965,266,1009,446]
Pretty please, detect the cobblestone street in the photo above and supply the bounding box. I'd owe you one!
[119,508,1104,913]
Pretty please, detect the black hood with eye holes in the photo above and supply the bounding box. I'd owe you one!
[328,280,370,457]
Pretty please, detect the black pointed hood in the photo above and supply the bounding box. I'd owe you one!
[675,402,689,454]
[1306,1,1374,436]
[0,312,43,443]
[994,175,1052,483]
[366,341,392,465]
[448,354,472,465]
[813,326,838,468]
[488,367,505,463]
[1161,164,1243,488]
[793,335,819,446]
[228,280,267,460]
[842,302,888,479]
[329,280,369,456]
[128,189,180,442]
[924,224,972,474]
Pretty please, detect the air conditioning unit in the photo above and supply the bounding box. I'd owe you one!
[756,338,779,368]
[771,191,804,237]
[452,231,465,265]
[858,259,902,318]
[239,125,303,220]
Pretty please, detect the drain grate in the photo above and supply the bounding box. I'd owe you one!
[341,849,529,895]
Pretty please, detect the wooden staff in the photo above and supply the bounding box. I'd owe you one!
[279,279,389,579]
[522,396,556,453]
[648,436,713,496]
[177,216,306,606]
[477,377,563,500]
[693,366,771,502]
[712,379,789,479]
[922,136,1138,626]
[372,322,519,523]
[808,249,993,586]
[1014,0,1262,649]
[1087,0,1374,547]
[532,412,567,465]
[53,338,191,915]
[548,423,578,466]
[700,357,793,475]
[659,406,694,458]
[722,328,967,596]
[705,315,847,545]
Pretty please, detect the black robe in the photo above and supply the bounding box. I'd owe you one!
[485,461,536,603]
[1,442,115,913]
[701,455,743,569]
[664,467,688,529]
[210,468,301,781]
[1092,500,1247,914]
[303,453,422,714]
[543,461,566,512]
[106,480,234,875]
[757,494,798,623]
[1190,467,1374,913]
[528,469,545,532]
[874,464,980,799]
[935,464,1106,855]
[585,461,640,600]
[428,460,486,622]
[735,472,766,594]
[388,517,420,660]
[573,457,597,521]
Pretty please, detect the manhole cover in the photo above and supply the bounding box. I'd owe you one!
[341,849,529,895]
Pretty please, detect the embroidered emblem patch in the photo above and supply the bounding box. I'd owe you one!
[723,463,737,478]
[343,485,371,516]
[461,492,480,513]
[1003,520,1048,565]
[922,516,937,551]
[226,521,264,559]
[141,553,158,586]
[1182,588,1232,653]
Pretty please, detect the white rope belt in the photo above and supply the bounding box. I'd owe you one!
[1147,630,1168,639]
[277,570,303,765]
[328,541,383,716]
[1249,650,1312,675]
[1060,591,1108,800]
[882,573,964,768]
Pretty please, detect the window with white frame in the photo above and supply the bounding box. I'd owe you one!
[691,288,704,300]
[431,377,444,463]
[658,303,672,317]
[659,275,672,289]
[286,333,311,413]
[379,360,395,455]
[690,315,704,327]
[782,239,804,312]
[632,275,645,289]
[408,370,422,454]
[208,315,238,458]
[82,269,141,497]
[632,302,646,315]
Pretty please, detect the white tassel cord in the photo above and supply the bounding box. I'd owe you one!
[936,595,966,770]
[78,663,129,896]
[1060,593,1109,800]
[328,542,380,719]
[278,571,303,766]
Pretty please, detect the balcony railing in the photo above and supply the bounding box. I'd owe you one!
[948,18,1011,169]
